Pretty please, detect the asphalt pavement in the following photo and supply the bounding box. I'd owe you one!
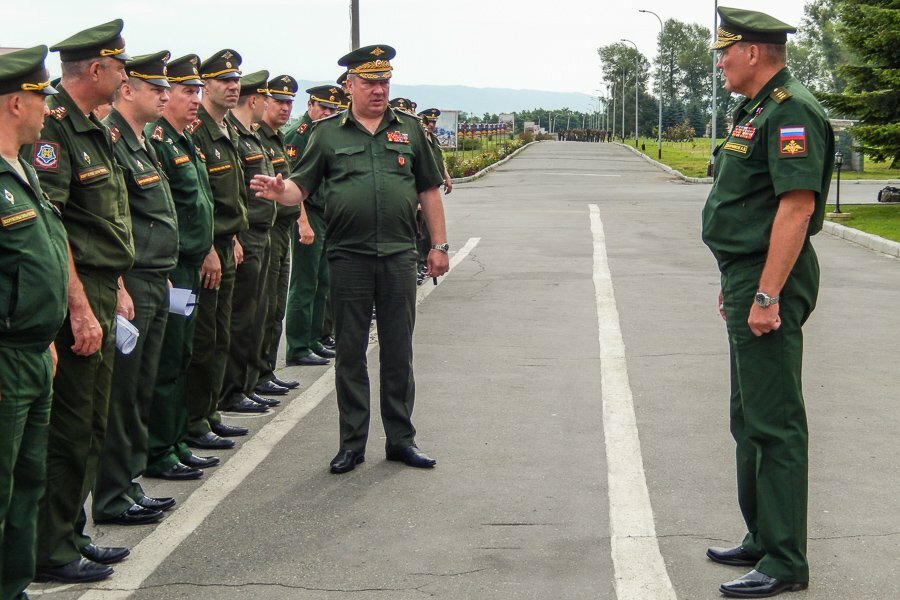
[31,141,899,600]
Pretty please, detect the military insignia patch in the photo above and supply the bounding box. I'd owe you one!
[109,127,121,143]
[135,173,161,187]
[271,157,286,167]
[779,126,807,157]
[82,151,92,165]
[3,189,14,205]
[297,123,308,135]
[173,155,191,166]
[286,145,298,159]
[208,163,232,174]
[33,141,60,172]
[386,131,409,144]
[281,75,291,83]
[49,106,67,120]
[186,118,202,133]
[371,47,385,56]
[723,141,749,154]
[397,156,406,167]
[1,208,37,228]
[214,148,221,159]
[242,152,264,164]
[78,166,111,183]
[151,125,164,142]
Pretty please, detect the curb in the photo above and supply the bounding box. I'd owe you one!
[822,221,900,259]
[450,140,540,184]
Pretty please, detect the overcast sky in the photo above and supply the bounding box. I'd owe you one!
[4,0,807,96]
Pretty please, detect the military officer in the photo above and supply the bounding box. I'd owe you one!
[183,49,250,450]
[254,74,307,395]
[702,7,834,598]
[219,70,279,412]
[416,107,453,282]
[0,45,68,600]
[25,19,135,584]
[92,51,178,527]
[251,44,448,475]
[144,54,218,480]
[282,84,346,367]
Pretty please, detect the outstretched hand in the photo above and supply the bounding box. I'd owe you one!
[250,173,285,200]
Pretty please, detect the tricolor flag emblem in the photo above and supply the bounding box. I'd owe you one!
[779,126,807,157]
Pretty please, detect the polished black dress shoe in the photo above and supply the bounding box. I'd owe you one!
[707,545,759,567]
[81,543,130,565]
[386,446,436,468]
[320,336,336,350]
[35,558,113,583]
[145,462,203,480]
[255,381,289,395]
[286,354,329,366]
[211,422,248,437]
[137,496,176,511]
[720,570,808,598]
[330,449,365,474]
[221,395,269,413]
[184,431,235,450]
[96,503,163,526]
[249,392,281,407]
[272,376,300,389]
[182,453,220,468]
[311,345,336,359]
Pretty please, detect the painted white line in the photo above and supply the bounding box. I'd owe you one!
[75,237,481,600]
[589,205,676,600]
[531,172,620,177]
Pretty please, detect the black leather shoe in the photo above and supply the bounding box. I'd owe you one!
[211,422,248,437]
[720,570,808,598]
[137,496,176,512]
[181,453,220,468]
[81,543,130,565]
[286,354,329,366]
[311,345,336,359]
[184,431,235,450]
[145,462,203,480]
[35,558,113,583]
[330,449,365,474]
[272,376,300,389]
[96,503,163,526]
[320,336,336,350]
[249,392,281,407]
[221,395,269,413]
[707,545,759,567]
[255,381,289,395]
[386,446,436,468]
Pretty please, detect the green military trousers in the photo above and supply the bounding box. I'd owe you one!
[285,208,329,361]
[329,250,418,453]
[37,271,118,567]
[186,238,235,436]
[257,216,292,385]
[146,261,202,473]
[721,243,819,584]
[0,347,52,599]
[220,228,270,407]
[92,272,169,521]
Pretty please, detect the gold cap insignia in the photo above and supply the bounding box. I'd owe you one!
[371,47,385,56]
[225,61,232,68]
[281,76,291,82]
[190,57,198,65]
[222,51,234,59]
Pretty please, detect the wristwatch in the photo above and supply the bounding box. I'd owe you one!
[431,243,450,253]
[754,291,779,308]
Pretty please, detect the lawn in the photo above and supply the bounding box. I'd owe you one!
[824,204,900,242]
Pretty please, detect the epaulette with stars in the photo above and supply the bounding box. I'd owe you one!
[151,125,164,142]
[769,87,792,104]
[109,126,121,143]
[186,118,202,134]
[49,106,67,121]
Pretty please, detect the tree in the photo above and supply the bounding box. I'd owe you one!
[598,42,652,137]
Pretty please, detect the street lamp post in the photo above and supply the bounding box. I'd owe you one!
[622,39,639,147]
[639,9,664,159]
[711,0,719,168]
[834,151,843,213]
[621,68,626,141]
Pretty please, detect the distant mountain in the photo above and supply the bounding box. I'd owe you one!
[295,80,595,117]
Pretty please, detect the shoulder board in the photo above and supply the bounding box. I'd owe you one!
[186,118,202,134]
[151,125,164,142]
[50,106,68,121]
[296,122,309,135]
[769,87,792,104]
[109,126,121,143]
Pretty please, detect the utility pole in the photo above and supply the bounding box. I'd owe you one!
[621,39,639,147]
[639,9,664,159]
[350,0,360,50]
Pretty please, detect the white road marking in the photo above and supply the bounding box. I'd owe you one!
[531,172,620,177]
[589,205,677,600]
[74,237,481,600]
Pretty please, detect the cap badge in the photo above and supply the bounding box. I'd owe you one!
[190,57,198,65]
[283,86,289,91]
[225,61,232,68]
[371,47,385,56]
[281,76,292,83]
[222,51,234,59]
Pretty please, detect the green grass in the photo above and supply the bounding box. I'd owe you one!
[632,137,900,181]
[824,203,900,242]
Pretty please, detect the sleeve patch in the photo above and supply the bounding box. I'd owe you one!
[285,145,298,160]
[33,141,60,172]
[779,126,807,157]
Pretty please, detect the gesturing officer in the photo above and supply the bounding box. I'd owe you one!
[0,45,68,600]
[702,7,834,598]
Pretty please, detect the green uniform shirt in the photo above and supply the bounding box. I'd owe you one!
[105,108,178,275]
[426,129,446,173]
[258,121,299,219]
[283,112,313,170]
[23,85,134,273]
[0,157,69,350]
[146,117,215,265]
[188,104,248,237]
[227,112,276,229]
[702,68,834,268]
[290,108,442,257]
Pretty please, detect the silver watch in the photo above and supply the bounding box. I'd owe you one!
[754,291,779,307]
[431,243,449,253]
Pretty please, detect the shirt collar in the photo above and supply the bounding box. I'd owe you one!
[54,84,106,134]
[106,108,145,152]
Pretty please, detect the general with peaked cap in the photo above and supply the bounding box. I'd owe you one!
[0,44,68,600]
[92,49,180,530]
[702,6,833,599]
[144,52,220,483]
[27,18,136,585]
[337,44,395,79]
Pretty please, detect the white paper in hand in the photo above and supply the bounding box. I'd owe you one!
[169,288,197,317]
[115,314,139,355]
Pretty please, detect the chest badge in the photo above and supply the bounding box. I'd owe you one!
[398,156,406,167]
[731,125,756,140]
[3,189,14,205]
[136,159,145,170]
[83,151,92,164]
[386,131,410,144]
[214,148,221,159]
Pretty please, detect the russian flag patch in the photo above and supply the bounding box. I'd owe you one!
[779,126,807,157]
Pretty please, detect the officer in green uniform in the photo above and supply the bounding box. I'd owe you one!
[254,74,305,394]
[184,49,250,450]
[701,7,833,598]
[144,54,219,480]
[25,20,135,584]
[0,45,68,600]
[220,70,279,411]
[416,107,453,281]
[92,51,178,527]
[282,84,346,367]
[251,45,449,475]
